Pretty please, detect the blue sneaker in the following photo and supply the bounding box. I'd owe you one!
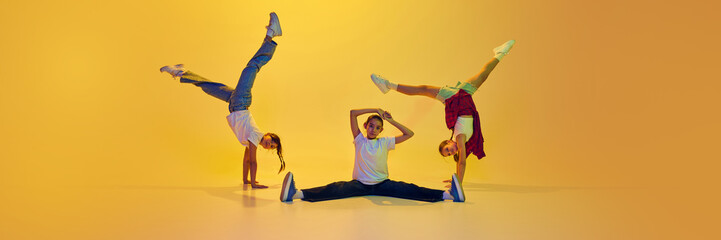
[449,173,465,202]
[280,172,296,202]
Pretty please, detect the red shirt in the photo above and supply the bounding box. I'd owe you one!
[444,90,486,159]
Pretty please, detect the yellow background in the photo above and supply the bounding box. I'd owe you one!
[1,0,719,239]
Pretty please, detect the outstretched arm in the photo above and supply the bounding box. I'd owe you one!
[455,134,468,183]
[242,149,255,184]
[245,143,268,189]
[380,111,414,145]
[350,108,383,138]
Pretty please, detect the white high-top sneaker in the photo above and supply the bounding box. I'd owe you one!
[266,12,282,37]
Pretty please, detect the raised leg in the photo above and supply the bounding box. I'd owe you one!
[371,74,440,99]
[396,84,441,99]
[227,37,278,112]
[466,39,516,89]
[179,71,234,102]
[465,58,500,89]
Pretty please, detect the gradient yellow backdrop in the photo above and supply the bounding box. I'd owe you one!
[1,0,719,239]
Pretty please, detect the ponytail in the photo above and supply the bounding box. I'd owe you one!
[266,133,285,174]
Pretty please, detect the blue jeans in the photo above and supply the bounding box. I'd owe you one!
[301,179,445,202]
[179,38,277,112]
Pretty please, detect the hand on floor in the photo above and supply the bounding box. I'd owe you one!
[251,183,268,189]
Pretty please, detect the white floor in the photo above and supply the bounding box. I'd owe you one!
[3,172,679,240]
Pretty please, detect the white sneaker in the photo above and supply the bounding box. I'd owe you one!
[159,64,185,77]
[370,73,390,94]
[493,40,516,55]
[266,12,282,37]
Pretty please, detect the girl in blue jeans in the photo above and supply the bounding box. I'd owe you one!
[280,108,465,202]
[160,12,284,189]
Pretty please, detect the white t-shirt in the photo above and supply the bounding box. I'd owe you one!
[352,133,395,185]
[453,116,474,140]
[226,110,264,147]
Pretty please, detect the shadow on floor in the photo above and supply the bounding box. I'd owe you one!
[363,196,436,206]
[87,183,639,208]
[96,184,280,208]
[462,182,642,193]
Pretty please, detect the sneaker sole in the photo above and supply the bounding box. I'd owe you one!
[494,40,516,55]
[269,12,282,36]
[280,172,293,201]
[370,74,390,94]
[159,64,185,77]
[452,174,465,202]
